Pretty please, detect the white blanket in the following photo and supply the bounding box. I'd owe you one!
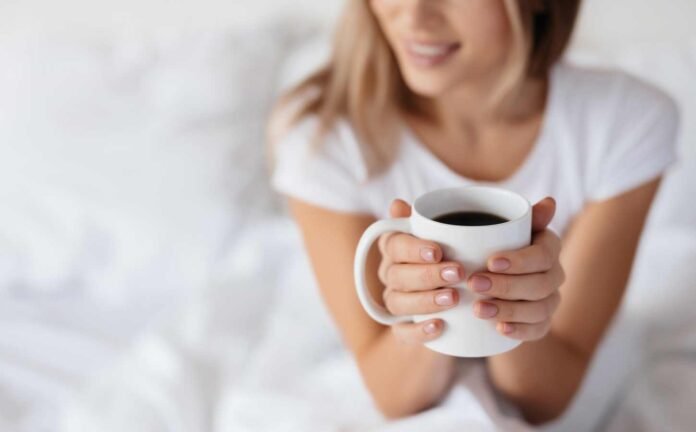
[59,218,533,432]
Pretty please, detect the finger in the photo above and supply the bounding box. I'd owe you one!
[389,199,412,219]
[384,232,443,264]
[496,320,551,341]
[377,199,413,256]
[377,231,397,261]
[467,266,564,300]
[386,262,464,291]
[391,319,444,345]
[487,229,562,275]
[473,291,561,324]
[377,257,392,286]
[383,288,459,316]
[532,197,556,233]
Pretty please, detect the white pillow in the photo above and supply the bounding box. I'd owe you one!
[0,23,298,304]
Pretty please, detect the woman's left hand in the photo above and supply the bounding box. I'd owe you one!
[469,197,565,341]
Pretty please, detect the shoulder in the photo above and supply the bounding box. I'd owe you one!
[552,65,681,202]
[271,114,368,182]
[553,63,679,125]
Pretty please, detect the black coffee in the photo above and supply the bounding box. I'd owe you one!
[433,211,508,226]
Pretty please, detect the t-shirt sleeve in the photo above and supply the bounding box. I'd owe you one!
[587,77,680,202]
[270,117,372,214]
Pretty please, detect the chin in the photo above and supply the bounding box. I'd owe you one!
[402,70,458,98]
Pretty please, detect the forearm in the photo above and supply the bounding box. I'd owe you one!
[357,327,459,419]
[486,332,589,425]
[488,182,661,424]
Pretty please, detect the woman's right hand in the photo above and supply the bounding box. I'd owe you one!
[377,199,465,344]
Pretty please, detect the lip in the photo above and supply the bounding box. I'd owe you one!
[403,40,461,68]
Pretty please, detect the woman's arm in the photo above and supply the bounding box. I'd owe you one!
[287,198,459,418]
[487,178,662,424]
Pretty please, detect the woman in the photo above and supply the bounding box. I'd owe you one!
[269,0,679,425]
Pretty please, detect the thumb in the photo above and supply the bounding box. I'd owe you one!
[532,197,556,233]
[389,199,412,218]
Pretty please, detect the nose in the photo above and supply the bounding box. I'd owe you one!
[405,0,444,30]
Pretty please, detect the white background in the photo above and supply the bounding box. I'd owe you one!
[3,0,695,45]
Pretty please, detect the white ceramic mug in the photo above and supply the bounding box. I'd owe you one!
[354,186,532,357]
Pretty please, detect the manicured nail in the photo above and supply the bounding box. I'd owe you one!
[423,321,439,334]
[440,266,461,283]
[502,323,515,334]
[476,302,498,319]
[490,258,511,272]
[420,247,436,263]
[435,291,454,306]
[469,275,492,292]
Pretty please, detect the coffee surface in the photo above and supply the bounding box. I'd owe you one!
[433,211,508,226]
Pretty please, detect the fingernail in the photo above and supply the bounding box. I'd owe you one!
[469,275,492,292]
[420,247,436,263]
[435,291,454,306]
[440,266,461,283]
[423,321,439,334]
[476,302,498,319]
[490,258,511,272]
[502,323,515,334]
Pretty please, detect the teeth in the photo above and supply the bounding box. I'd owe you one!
[409,43,452,57]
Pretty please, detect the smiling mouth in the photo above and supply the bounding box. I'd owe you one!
[404,41,461,67]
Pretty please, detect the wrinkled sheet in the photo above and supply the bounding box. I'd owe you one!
[58,218,533,432]
[60,224,696,431]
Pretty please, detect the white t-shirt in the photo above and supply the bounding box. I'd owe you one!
[271,64,680,236]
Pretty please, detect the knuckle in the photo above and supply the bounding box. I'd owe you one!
[419,266,440,288]
[541,299,551,321]
[539,274,554,299]
[385,266,399,289]
[557,265,567,286]
[510,323,525,339]
[498,275,512,298]
[518,323,541,341]
[386,234,405,261]
[378,261,390,286]
[384,290,403,315]
[551,291,562,312]
[383,289,396,313]
[526,325,542,341]
[542,295,557,320]
[390,293,406,316]
[540,245,554,269]
[517,251,532,272]
[499,303,514,321]
[536,321,552,340]
[378,233,389,255]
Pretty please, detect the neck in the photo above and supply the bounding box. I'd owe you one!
[411,75,549,134]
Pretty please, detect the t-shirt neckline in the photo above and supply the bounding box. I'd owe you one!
[401,65,559,187]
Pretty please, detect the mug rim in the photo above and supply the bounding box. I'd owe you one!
[412,186,532,230]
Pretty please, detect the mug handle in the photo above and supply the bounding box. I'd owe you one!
[354,217,413,325]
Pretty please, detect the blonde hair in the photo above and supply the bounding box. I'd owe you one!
[269,0,581,178]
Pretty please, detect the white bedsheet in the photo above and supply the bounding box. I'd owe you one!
[56,218,533,432]
[59,194,696,431]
